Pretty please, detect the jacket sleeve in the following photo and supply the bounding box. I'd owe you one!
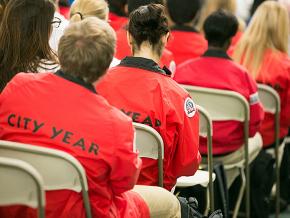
[246,74,265,137]
[170,95,201,177]
[109,114,142,195]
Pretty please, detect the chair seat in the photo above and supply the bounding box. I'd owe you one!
[176,170,216,188]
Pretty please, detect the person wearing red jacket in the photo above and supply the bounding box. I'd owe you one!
[233,1,290,148]
[107,0,128,31]
[97,4,201,191]
[166,0,207,66]
[0,17,181,218]
[174,10,264,186]
[115,0,176,73]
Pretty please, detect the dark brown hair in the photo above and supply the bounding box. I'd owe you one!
[128,4,169,55]
[0,0,56,91]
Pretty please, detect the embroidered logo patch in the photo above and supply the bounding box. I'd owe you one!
[184,97,196,118]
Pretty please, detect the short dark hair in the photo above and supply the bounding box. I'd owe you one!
[167,0,201,25]
[128,0,163,14]
[108,0,127,16]
[203,10,238,47]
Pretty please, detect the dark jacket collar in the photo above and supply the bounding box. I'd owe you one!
[171,25,198,33]
[119,56,172,77]
[55,70,97,94]
[202,49,232,60]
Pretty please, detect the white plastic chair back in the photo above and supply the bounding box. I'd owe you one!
[0,140,92,218]
[258,83,281,218]
[0,157,45,218]
[133,123,164,187]
[181,84,250,218]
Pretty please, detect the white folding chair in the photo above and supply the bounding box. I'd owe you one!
[176,105,215,213]
[0,140,92,218]
[181,84,250,218]
[133,122,164,187]
[258,83,281,218]
[0,157,45,218]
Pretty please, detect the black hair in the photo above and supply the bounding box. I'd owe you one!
[203,10,238,48]
[167,0,201,25]
[128,0,163,14]
[250,0,268,16]
[108,0,127,17]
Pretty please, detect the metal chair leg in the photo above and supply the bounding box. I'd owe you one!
[232,168,246,218]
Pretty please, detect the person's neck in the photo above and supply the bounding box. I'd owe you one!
[133,45,161,64]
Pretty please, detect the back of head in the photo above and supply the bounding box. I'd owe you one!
[0,0,55,92]
[233,1,289,76]
[70,0,109,22]
[108,0,127,16]
[128,0,163,14]
[58,17,116,84]
[167,0,201,25]
[128,3,169,56]
[204,9,238,48]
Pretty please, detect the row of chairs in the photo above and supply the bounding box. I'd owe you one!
[0,84,281,218]
[139,83,281,218]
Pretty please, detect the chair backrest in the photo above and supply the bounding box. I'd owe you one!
[182,85,249,122]
[133,122,164,187]
[257,84,281,114]
[0,157,45,218]
[0,140,92,218]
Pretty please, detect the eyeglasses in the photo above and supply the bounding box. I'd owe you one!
[51,16,61,28]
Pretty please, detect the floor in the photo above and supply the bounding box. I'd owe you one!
[270,206,290,218]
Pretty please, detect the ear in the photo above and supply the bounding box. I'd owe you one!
[126,31,134,51]
[161,32,170,46]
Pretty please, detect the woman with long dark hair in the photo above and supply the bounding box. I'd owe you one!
[0,0,56,92]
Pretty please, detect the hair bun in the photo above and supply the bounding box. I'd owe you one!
[128,4,169,47]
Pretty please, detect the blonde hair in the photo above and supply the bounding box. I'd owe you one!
[70,0,109,22]
[233,1,289,77]
[197,0,236,31]
[58,17,116,83]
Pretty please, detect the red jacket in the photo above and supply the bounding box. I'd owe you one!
[166,26,207,66]
[174,49,264,155]
[96,57,201,191]
[255,50,290,147]
[0,72,149,218]
[115,26,176,72]
[109,12,128,32]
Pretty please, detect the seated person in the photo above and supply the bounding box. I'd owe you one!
[97,4,201,191]
[0,17,180,218]
[115,0,176,73]
[174,10,264,186]
[0,0,57,92]
[166,0,207,66]
[107,0,128,31]
[233,1,290,148]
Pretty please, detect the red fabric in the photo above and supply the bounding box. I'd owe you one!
[166,30,207,66]
[96,64,201,191]
[0,73,149,218]
[115,27,175,70]
[109,12,128,32]
[174,55,264,155]
[255,50,290,147]
[59,6,70,19]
